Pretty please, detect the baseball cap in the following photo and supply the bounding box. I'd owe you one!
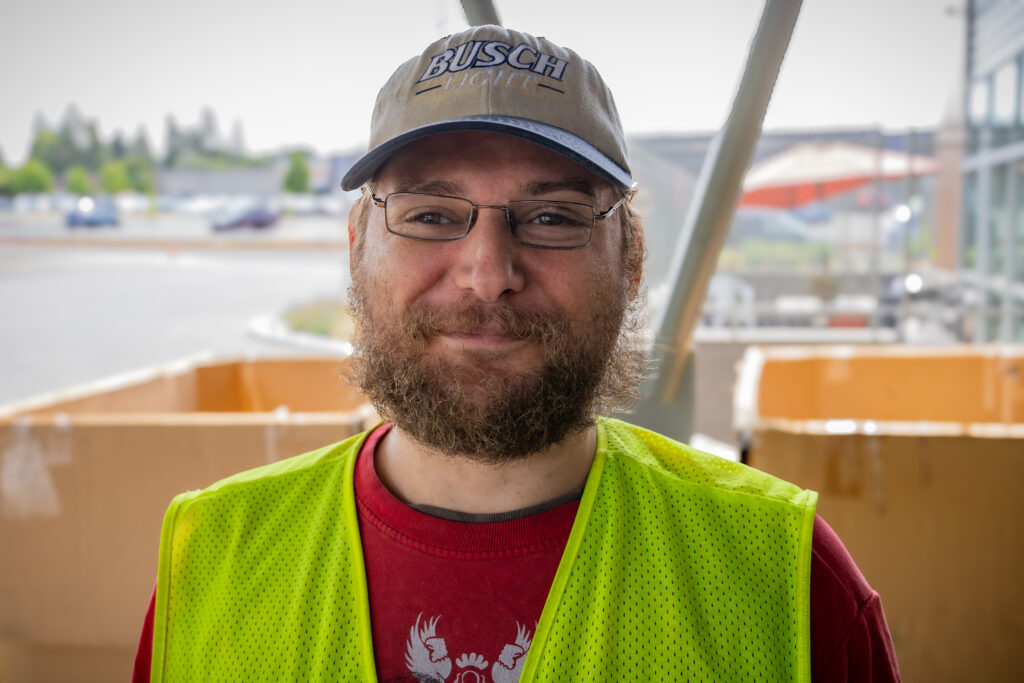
[341,25,632,191]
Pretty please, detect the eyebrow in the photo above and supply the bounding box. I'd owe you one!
[388,178,599,201]
[391,180,464,196]
[524,179,598,201]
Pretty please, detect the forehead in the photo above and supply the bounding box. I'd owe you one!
[373,131,615,199]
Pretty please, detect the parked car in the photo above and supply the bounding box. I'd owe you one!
[211,202,280,231]
[66,196,119,227]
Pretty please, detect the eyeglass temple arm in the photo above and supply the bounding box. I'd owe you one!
[361,184,385,207]
[595,182,639,221]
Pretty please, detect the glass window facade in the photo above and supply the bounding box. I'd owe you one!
[968,79,989,154]
[989,164,1008,278]
[963,172,978,269]
[1016,160,1024,284]
[1016,160,1024,341]
[992,61,1018,147]
[1017,54,1024,143]
[962,0,1024,342]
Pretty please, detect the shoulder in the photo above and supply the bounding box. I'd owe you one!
[599,417,817,510]
[811,515,902,681]
[812,515,874,608]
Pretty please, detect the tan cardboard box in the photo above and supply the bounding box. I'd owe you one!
[0,357,375,682]
[738,345,1024,683]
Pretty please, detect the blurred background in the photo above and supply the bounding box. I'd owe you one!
[0,0,1021,681]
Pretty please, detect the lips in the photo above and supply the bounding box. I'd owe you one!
[441,324,527,339]
[405,301,563,343]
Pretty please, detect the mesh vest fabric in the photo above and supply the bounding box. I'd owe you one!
[523,421,817,682]
[152,419,816,682]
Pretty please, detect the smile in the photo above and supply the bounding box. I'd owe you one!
[438,330,533,350]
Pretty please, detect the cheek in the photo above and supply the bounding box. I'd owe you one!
[354,229,448,310]
[536,255,620,321]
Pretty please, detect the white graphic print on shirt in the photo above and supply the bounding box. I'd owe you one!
[405,613,534,683]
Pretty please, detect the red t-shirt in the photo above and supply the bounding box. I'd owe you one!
[134,424,900,681]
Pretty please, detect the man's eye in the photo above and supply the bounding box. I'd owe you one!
[533,212,569,226]
[522,206,588,227]
[410,211,453,224]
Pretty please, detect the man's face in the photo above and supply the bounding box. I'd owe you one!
[348,131,643,460]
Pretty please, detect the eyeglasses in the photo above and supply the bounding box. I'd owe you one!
[363,183,637,250]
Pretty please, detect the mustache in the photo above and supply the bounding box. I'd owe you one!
[401,301,568,342]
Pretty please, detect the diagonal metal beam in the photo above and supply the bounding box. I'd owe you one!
[460,0,502,26]
[628,0,803,441]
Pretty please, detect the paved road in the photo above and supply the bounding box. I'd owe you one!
[0,210,348,249]
[0,229,349,406]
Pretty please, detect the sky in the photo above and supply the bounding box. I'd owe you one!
[0,0,964,164]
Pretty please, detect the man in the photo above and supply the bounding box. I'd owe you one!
[135,25,899,682]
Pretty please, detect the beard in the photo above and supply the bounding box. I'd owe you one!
[346,272,645,463]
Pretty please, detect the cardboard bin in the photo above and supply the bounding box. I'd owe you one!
[0,356,375,682]
[735,344,1024,683]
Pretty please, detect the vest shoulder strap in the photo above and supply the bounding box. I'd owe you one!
[152,430,377,682]
[522,418,817,682]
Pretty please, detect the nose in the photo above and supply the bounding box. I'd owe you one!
[451,206,525,302]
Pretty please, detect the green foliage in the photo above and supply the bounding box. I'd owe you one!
[130,131,154,164]
[285,299,353,339]
[908,221,931,260]
[718,240,834,272]
[110,133,127,159]
[85,125,104,169]
[29,129,63,171]
[29,119,104,175]
[66,164,94,195]
[100,160,132,194]
[0,152,9,196]
[11,159,55,194]
[283,152,310,193]
[124,157,155,194]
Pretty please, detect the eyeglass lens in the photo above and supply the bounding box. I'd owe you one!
[384,193,593,248]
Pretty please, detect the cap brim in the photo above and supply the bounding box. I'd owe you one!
[340,115,632,191]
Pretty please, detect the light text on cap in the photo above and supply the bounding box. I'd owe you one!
[418,40,569,83]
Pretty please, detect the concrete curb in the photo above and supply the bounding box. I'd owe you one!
[247,314,353,356]
[0,236,346,251]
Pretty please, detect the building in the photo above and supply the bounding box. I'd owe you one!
[963,0,1024,341]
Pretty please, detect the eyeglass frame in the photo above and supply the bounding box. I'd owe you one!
[362,182,638,250]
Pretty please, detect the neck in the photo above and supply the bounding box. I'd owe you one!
[374,424,598,515]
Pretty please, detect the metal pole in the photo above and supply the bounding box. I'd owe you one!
[627,0,803,441]
[871,127,884,336]
[1000,164,1016,341]
[460,0,501,26]
[900,128,917,332]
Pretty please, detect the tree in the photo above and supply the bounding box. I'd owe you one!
[83,122,106,170]
[100,160,132,194]
[29,128,65,173]
[163,116,180,168]
[130,128,155,164]
[125,157,156,194]
[283,152,310,193]
[66,164,94,195]
[110,132,127,159]
[0,151,11,197]
[12,159,55,194]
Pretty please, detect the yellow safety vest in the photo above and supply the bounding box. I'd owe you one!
[152,418,816,681]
